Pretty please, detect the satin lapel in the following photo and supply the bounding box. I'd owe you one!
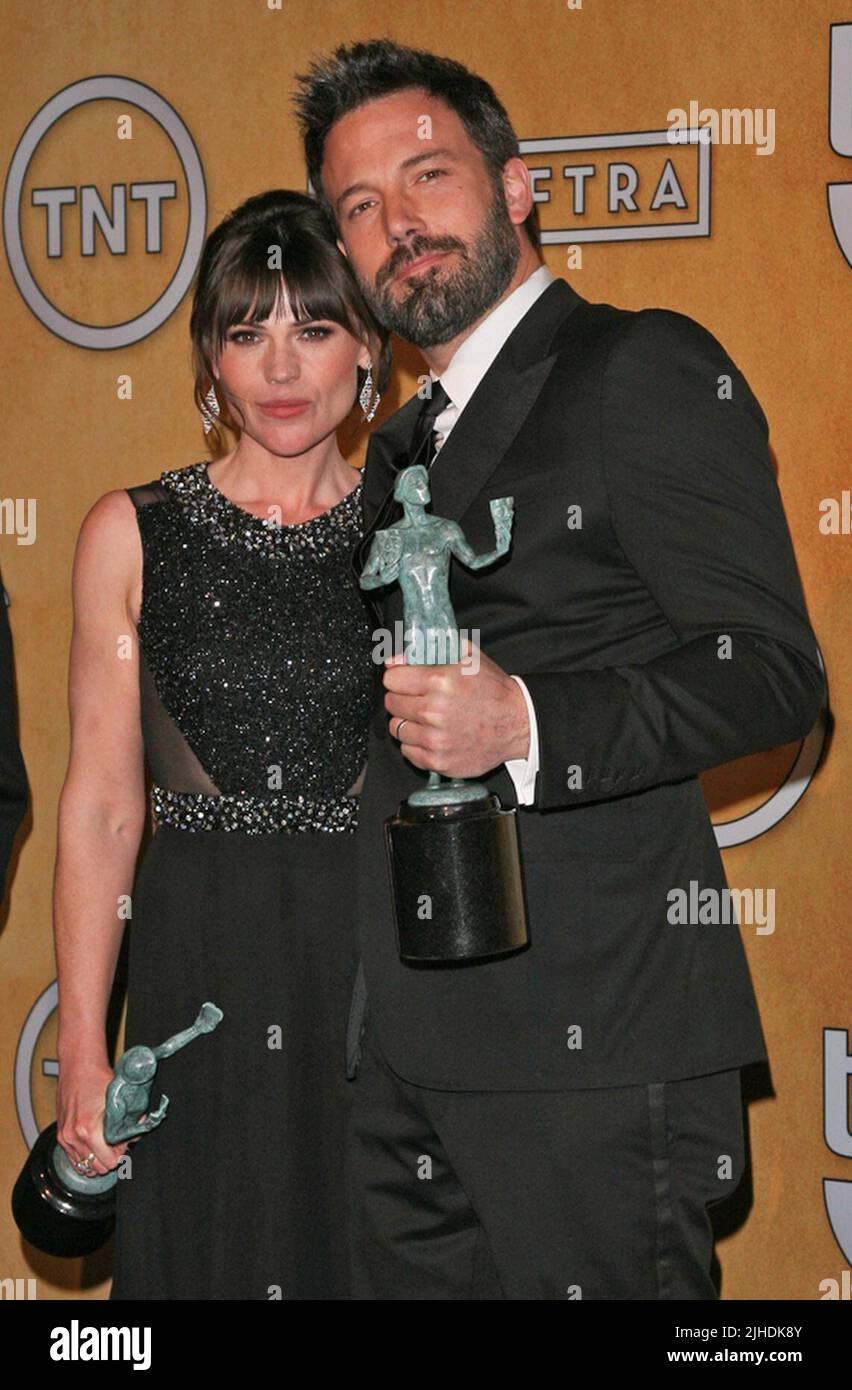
[426,349,556,525]
[428,278,583,526]
[350,402,421,588]
[351,277,583,587]
[363,399,421,527]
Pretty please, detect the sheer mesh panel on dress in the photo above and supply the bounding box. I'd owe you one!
[127,480,170,507]
[138,645,223,795]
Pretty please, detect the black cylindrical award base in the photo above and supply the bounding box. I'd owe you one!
[11,1122,116,1257]
[385,793,528,962]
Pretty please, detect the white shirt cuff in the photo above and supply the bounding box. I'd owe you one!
[504,675,539,805]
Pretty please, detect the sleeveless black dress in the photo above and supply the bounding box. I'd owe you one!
[109,460,373,1301]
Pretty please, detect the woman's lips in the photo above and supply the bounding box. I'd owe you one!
[257,401,311,418]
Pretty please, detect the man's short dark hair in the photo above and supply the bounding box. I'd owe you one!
[292,37,540,250]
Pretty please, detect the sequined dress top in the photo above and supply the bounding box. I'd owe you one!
[126,460,373,833]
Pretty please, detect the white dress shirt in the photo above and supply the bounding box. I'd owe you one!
[423,262,554,805]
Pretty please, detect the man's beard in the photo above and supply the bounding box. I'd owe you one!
[355,180,521,348]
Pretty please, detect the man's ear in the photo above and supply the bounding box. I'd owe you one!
[336,236,349,260]
[501,155,535,230]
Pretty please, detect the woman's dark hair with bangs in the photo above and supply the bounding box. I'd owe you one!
[189,189,392,456]
[292,37,540,251]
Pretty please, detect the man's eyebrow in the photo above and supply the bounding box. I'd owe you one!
[336,148,458,211]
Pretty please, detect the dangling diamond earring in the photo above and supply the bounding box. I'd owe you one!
[359,364,381,422]
[201,383,220,434]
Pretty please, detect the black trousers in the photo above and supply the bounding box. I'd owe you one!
[346,1017,747,1300]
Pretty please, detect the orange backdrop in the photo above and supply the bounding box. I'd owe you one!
[0,0,849,1300]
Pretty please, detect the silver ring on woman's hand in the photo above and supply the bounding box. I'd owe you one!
[395,718,409,741]
[75,1153,96,1175]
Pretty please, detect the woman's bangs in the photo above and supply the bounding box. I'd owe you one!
[214,248,357,347]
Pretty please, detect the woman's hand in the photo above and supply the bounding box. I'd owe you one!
[56,1055,131,1177]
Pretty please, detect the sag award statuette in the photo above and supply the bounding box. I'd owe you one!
[360,463,528,963]
[12,1002,222,1257]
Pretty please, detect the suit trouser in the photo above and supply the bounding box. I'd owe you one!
[346,1017,747,1300]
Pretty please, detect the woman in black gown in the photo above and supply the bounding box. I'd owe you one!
[52,190,389,1299]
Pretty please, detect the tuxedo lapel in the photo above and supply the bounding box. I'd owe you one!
[360,427,407,530]
[352,277,584,590]
[427,346,558,525]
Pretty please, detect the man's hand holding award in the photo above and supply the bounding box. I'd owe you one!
[360,464,529,964]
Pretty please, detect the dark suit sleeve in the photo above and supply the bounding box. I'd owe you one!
[518,308,826,811]
[0,576,29,896]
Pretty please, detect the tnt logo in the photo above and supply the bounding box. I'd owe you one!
[3,75,206,348]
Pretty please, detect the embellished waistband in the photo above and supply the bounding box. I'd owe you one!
[150,784,359,834]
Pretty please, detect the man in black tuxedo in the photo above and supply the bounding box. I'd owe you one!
[0,571,28,901]
[293,41,825,1298]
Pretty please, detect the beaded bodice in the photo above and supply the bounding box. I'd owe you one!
[127,460,374,832]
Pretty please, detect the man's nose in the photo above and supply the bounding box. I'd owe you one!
[383,190,426,245]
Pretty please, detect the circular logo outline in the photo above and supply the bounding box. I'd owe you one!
[14,979,58,1150]
[3,74,207,349]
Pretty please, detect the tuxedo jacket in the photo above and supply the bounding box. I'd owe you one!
[0,574,28,900]
[351,276,825,1091]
